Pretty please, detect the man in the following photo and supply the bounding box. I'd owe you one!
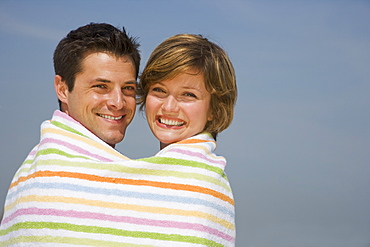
[0,23,141,245]
[54,22,140,147]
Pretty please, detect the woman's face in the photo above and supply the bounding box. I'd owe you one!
[145,71,213,148]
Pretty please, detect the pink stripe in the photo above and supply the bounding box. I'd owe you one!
[54,110,80,125]
[6,207,233,242]
[168,148,226,167]
[40,138,113,162]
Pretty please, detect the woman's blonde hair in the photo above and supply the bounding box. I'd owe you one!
[138,34,237,138]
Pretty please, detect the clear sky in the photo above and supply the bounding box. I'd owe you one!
[0,1,369,246]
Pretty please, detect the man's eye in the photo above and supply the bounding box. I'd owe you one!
[122,85,136,96]
[123,86,136,91]
[93,84,107,89]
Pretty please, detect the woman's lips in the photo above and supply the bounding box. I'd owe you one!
[157,116,185,127]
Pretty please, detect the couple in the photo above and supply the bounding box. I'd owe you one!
[0,23,237,246]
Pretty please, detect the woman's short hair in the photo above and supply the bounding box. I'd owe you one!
[138,34,237,138]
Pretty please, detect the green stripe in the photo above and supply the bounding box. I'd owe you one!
[16,148,90,175]
[138,156,223,175]
[20,148,90,167]
[14,158,231,192]
[36,148,91,159]
[0,235,154,247]
[1,222,224,247]
[51,120,89,138]
[138,156,228,180]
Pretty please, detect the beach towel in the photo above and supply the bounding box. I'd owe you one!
[0,110,235,246]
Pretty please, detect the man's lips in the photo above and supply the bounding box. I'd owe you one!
[97,113,124,120]
[157,116,185,127]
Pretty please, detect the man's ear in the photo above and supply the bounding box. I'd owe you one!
[54,75,69,103]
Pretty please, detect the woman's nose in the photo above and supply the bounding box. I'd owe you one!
[161,95,179,113]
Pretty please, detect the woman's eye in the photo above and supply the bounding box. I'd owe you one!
[152,87,165,93]
[184,92,197,98]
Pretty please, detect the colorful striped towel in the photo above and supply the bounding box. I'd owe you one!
[0,110,235,246]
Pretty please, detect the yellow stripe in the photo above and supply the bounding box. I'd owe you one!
[6,194,234,230]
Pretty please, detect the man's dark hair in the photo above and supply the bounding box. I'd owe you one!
[53,23,140,107]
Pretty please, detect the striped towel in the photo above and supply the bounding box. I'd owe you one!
[0,110,235,246]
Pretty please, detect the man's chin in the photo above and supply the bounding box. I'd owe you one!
[101,133,125,148]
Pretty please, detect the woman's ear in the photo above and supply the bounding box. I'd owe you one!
[54,75,68,103]
[207,110,214,122]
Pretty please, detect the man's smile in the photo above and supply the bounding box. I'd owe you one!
[97,113,124,121]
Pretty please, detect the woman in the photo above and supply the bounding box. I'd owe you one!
[137,34,238,246]
[139,34,237,148]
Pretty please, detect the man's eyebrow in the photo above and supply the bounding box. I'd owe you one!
[95,78,111,83]
[125,80,138,84]
[94,78,137,84]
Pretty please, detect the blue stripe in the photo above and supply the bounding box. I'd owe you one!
[8,182,234,217]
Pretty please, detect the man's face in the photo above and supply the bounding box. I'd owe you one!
[57,52,137,147]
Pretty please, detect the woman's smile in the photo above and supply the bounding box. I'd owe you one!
[157,116,185,127]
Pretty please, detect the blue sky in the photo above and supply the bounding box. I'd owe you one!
[0,1,369,246]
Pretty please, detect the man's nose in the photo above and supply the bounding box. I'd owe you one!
[162,95,179,113]
[107,88,125,109]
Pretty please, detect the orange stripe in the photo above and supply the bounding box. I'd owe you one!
[177,139,213,145]
[11,170,234,205]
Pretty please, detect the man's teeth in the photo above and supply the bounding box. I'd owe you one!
[159,118,184,126]
[98,114,123,120]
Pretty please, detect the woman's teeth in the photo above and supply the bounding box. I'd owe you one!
[159,117,184,126]
[98,114,123,120]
